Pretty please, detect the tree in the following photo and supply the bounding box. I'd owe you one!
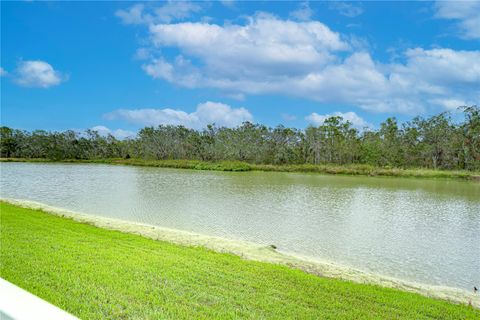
[1,107,478,171]
[379,118,403,167]
[0,127,17,158]
[461,106,480,170]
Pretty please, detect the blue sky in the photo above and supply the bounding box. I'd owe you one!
[1,1,479,137]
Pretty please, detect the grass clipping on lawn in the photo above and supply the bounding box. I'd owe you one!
[1,199,479,319]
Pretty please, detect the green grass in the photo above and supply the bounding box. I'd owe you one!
[1,202,478,319]
[2,157,479,180]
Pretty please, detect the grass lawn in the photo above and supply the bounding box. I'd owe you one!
[1,202,478,319]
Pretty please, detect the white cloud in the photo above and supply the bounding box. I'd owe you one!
[144,13,349,86]
[14,60,66,88]
[393,48,480,88]
[435,1,480,39]
[0,67,7,77]
[90,126,136,139]
[116,1,202,25]
[148,13,349,57]
[104,101,253,129]
[224,92,246,101]
[378,48,480,112]
[289,2,314,21]
[134,48,152,60]
[121,11,479,114]
[306,111,371,130]
[220,0,235,8]
[329,2,364,18]
[154,1,202,23]
[116,4,148,25]
[142,58,175,81]
[429,98,471,111]
[281,113,297,121]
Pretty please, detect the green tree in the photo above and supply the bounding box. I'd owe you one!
[0,127,17,158]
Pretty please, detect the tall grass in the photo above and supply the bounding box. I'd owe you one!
[1,157,479,179]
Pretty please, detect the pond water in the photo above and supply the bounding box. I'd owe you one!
[1,162,479,291]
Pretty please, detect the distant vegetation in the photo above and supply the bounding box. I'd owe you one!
[1,106,479,171]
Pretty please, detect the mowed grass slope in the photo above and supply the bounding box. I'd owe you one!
[0,202,478,319]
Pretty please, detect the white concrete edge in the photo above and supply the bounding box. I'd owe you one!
[0,278,78,320]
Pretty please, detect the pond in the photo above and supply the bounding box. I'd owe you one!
[1,162,479,291]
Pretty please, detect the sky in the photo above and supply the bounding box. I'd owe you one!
[1,1,479,138]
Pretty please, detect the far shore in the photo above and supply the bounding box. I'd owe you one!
[2,157,479,181]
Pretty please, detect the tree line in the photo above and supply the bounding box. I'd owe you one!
[1,106,479,171]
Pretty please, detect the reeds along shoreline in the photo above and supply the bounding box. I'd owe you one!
[1,157,479,180]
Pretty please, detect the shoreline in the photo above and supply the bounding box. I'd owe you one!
[1,158,479,181]
[2,198,478,308]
